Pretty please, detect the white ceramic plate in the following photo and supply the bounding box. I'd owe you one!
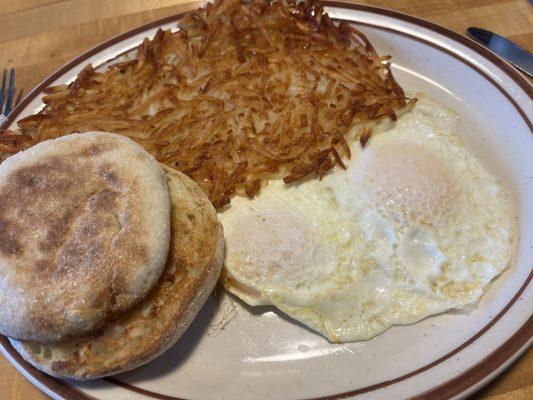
[1,2,531,399]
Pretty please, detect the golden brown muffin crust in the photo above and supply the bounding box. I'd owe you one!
[10,165,224,380]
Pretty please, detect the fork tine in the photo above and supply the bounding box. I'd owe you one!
[0,70,5,113]
[4,69,14,115]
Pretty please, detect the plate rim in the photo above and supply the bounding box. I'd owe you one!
[0,2,531,400]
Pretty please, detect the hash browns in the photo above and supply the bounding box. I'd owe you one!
[9,0,413,208]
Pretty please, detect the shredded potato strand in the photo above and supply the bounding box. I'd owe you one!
[13,0,413,208]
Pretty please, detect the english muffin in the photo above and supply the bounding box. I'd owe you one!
[10,165,224,379]
[0,132,171,342]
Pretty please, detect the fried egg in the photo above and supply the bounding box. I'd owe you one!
[219,94,515,342]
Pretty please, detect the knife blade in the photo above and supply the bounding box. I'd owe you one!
[467,27,533,78]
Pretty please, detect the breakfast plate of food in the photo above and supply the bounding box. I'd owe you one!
[0,1,531,399]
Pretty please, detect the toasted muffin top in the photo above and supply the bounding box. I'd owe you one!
[0,132,171,342]
[11,165,224,379]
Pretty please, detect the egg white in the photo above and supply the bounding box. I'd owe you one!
[219,94,515,342]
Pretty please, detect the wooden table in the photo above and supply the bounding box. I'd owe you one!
[0,0,531,399]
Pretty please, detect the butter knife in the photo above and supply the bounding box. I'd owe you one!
[467,27,533,78]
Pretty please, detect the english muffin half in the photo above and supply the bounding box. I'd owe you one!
[10,165,224,379]
[0,132,171,343]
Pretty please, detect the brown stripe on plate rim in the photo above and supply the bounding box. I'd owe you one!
[0,2,531,400]
[325,1,533,103]
[351,19,533,132]
[0,335,99,400]
[412,314,532,400]
[87,271,533,400]
[104,377,187,400]
[0,1,205,131]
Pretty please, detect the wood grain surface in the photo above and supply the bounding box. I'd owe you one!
[0,0,531,399]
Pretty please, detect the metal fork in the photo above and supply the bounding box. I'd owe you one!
[0,69,15,126]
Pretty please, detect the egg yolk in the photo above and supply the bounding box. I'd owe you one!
[356,140,455,224]
[223,205,320,293]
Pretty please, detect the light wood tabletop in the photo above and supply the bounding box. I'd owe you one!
[0,0,531,399]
